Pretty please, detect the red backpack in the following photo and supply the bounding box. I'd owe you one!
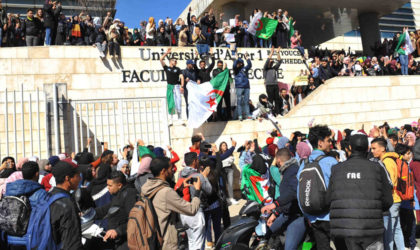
[394,157,414,201]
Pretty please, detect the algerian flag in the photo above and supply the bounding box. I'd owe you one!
[240,164,272,204]
[288,17,295,40]
[257,18,278,40]
[396,30,414,55]
[248,12,263,36]
[186,69,230,128]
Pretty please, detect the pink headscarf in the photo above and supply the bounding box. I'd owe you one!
[16,157,29,171]
[296,142,312,159]
[0,171,23,195]
[137,156,153,175]
[406,132,417,147]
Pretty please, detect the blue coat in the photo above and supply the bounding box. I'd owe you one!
[233,59,252,89]
[5,179,48,246]
[297,149,338,223]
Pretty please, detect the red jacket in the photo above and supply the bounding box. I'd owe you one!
[170,150,180,172]
[41,173,53,191]
[410,160,420,203]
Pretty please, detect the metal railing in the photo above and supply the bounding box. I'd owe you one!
[71,97,170,157]
[1,85,49,160]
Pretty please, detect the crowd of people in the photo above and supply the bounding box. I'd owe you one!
[0,118,419,249]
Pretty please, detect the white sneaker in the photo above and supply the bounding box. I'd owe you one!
[229,198,239,205]
[413,247,420,250]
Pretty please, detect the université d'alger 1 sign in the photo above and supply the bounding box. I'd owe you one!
[121,47,308,85]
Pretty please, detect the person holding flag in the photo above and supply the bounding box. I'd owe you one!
[396,27,415,75]
[160,48,185,124]
[247,10,278,44]
[186,66,231,128]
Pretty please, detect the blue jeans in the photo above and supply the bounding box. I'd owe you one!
[384,203,405,250]
[45,27,52,45]
[204,204,222,243]
[236,88,250,118]
[269,214,306,250]
[399,55,408,75]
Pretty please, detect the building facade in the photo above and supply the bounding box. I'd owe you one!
[1,0,116,18]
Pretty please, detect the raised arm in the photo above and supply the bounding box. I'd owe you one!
[160,48,171,67]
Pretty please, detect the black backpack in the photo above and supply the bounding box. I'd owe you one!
[0,195,32,236]
[298,155,329,215]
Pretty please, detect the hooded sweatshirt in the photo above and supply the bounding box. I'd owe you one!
[179,166,212,200]
[381,152,401,203]
[141,178,200,250]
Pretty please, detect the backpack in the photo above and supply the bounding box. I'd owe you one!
[127,186,169,250]
[0,194,32,236]
[27,192,70,250]
[298,155,329,215]
[384,156,414,201]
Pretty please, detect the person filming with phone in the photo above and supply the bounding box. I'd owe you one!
[178,152,212,250]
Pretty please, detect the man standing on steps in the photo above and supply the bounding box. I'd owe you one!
[182,58,199,118]
[160,48,185,124]
[263,47,282,116]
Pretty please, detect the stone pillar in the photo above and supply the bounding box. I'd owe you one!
[358,12,381,56]
[221,2,245,22]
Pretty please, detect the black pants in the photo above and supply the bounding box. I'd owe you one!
[265,84,281,116]
[216,85,232,121]
[334,236,383,250]
[311,220,332,250]
[109,42,121,57]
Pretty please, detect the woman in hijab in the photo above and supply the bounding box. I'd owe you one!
[406,132,417,147]
[117,159,130,178]
[0,157,16,178]
[131,28,141,46]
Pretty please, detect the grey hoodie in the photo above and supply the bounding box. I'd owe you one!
[179,166,212,198]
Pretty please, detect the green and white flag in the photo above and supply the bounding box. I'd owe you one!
[396,30,414,55]
[186,69,230,128]
[248,12,278,40]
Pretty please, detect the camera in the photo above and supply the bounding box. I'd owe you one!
[187,177,198,184]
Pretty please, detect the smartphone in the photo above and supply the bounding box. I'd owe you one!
[101,142,104,146]
[187,177,198,184]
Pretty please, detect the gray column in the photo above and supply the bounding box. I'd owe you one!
[221,2,245,22]
[358,12,381,56]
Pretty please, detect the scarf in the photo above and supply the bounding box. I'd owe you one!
[279,158,298,173]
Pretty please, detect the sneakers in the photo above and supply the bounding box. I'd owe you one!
[228,198,239,205]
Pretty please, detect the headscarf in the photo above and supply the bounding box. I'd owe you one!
[28,156,39,163]
[267,144,278,158]
[137,156,153,175]
[407,132,417,147]
[153,147,165,158]
[276,137,289,150]
[296,142,312,159]
[16,157,29,171]
[38,159,49,172]
[117,160,129,171]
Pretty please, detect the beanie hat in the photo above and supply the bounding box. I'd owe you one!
[266,137,274,145]
[48,156,60,167]
[268,144,278,157]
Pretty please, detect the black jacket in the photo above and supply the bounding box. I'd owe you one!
[22,17,42,37]
[273,158,300,216]
[50,187,83,250]
[43,3,61,28]
[197,56,215,82]
[326,152,393,238]
[95,185,137,242]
